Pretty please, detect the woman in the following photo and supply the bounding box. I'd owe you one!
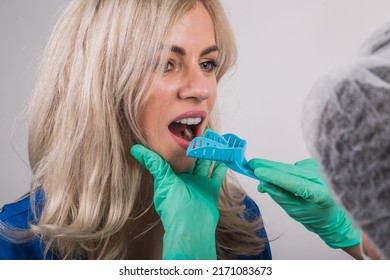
[0,0,270,260]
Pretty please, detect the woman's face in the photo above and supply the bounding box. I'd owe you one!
[140,3,218,173]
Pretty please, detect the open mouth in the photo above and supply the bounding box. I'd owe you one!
[168,117,203,142]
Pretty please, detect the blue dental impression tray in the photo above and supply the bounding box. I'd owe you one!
[186,130,258,180]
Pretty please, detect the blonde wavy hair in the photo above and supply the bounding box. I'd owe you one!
[22,0,266,259]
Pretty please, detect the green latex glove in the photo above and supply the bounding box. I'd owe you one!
[248,158,360,249]
[131,144,227,260]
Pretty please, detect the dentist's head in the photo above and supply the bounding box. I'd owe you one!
[302,22,390,259]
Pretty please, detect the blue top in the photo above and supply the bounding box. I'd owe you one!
[0,191,55,260]
[240,196,272,260]
[0,190,271,260]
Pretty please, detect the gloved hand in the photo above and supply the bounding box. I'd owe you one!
[131,144,227,260]
[248,158,360,249]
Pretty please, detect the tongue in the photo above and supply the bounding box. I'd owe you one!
[169,122,186,136]
[168,123,194,141]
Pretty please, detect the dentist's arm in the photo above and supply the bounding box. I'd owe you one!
[249,158,362,259]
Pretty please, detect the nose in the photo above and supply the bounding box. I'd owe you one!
[178,66,213,101]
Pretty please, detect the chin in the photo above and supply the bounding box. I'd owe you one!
[170,157,195,174]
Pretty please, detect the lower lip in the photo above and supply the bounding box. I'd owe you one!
[170,133,192,150]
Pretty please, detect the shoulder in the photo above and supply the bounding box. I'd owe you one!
[0,194,34,229]
[0,190,52,260]
[0,189,45,227]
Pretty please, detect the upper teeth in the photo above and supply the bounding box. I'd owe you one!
[175,117,201,125]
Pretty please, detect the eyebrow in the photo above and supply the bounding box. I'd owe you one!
[170,45,219,56]
[201,45,219,56]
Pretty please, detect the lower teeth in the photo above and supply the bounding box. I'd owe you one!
[181,127,194,140]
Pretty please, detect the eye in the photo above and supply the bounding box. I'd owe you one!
[200,60,219,72]
[164,60,175,72]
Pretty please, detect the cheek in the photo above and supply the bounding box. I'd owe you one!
[208,84,217,110]
[139,96,163,141]
[138,86,174,156]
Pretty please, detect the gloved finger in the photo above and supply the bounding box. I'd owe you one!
[257,181,301,203]
[257,181,271,193]
[249,158,292,169]
[209,161,228,185]
[249,158,303,175]
[130,144,178,187]
[294,158,319,169]
[193,159,212,177]
[252,166,327,203]
[249,158,318,180]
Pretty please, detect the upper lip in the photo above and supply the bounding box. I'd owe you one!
[171,110,207,123]
[169,110,207,140]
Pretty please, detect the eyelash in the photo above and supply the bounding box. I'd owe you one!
[200,60,219,72]
[164,60,175,72]
[164,59,219,73]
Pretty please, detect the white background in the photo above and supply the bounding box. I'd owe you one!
[1,0,390,259]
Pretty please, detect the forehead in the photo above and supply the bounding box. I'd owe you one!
[171,3,216,47]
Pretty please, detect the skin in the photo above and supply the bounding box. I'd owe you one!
[361,232,382,259]
[343,245,363,260]
[342,233,387,260]
[139,2,219,173]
